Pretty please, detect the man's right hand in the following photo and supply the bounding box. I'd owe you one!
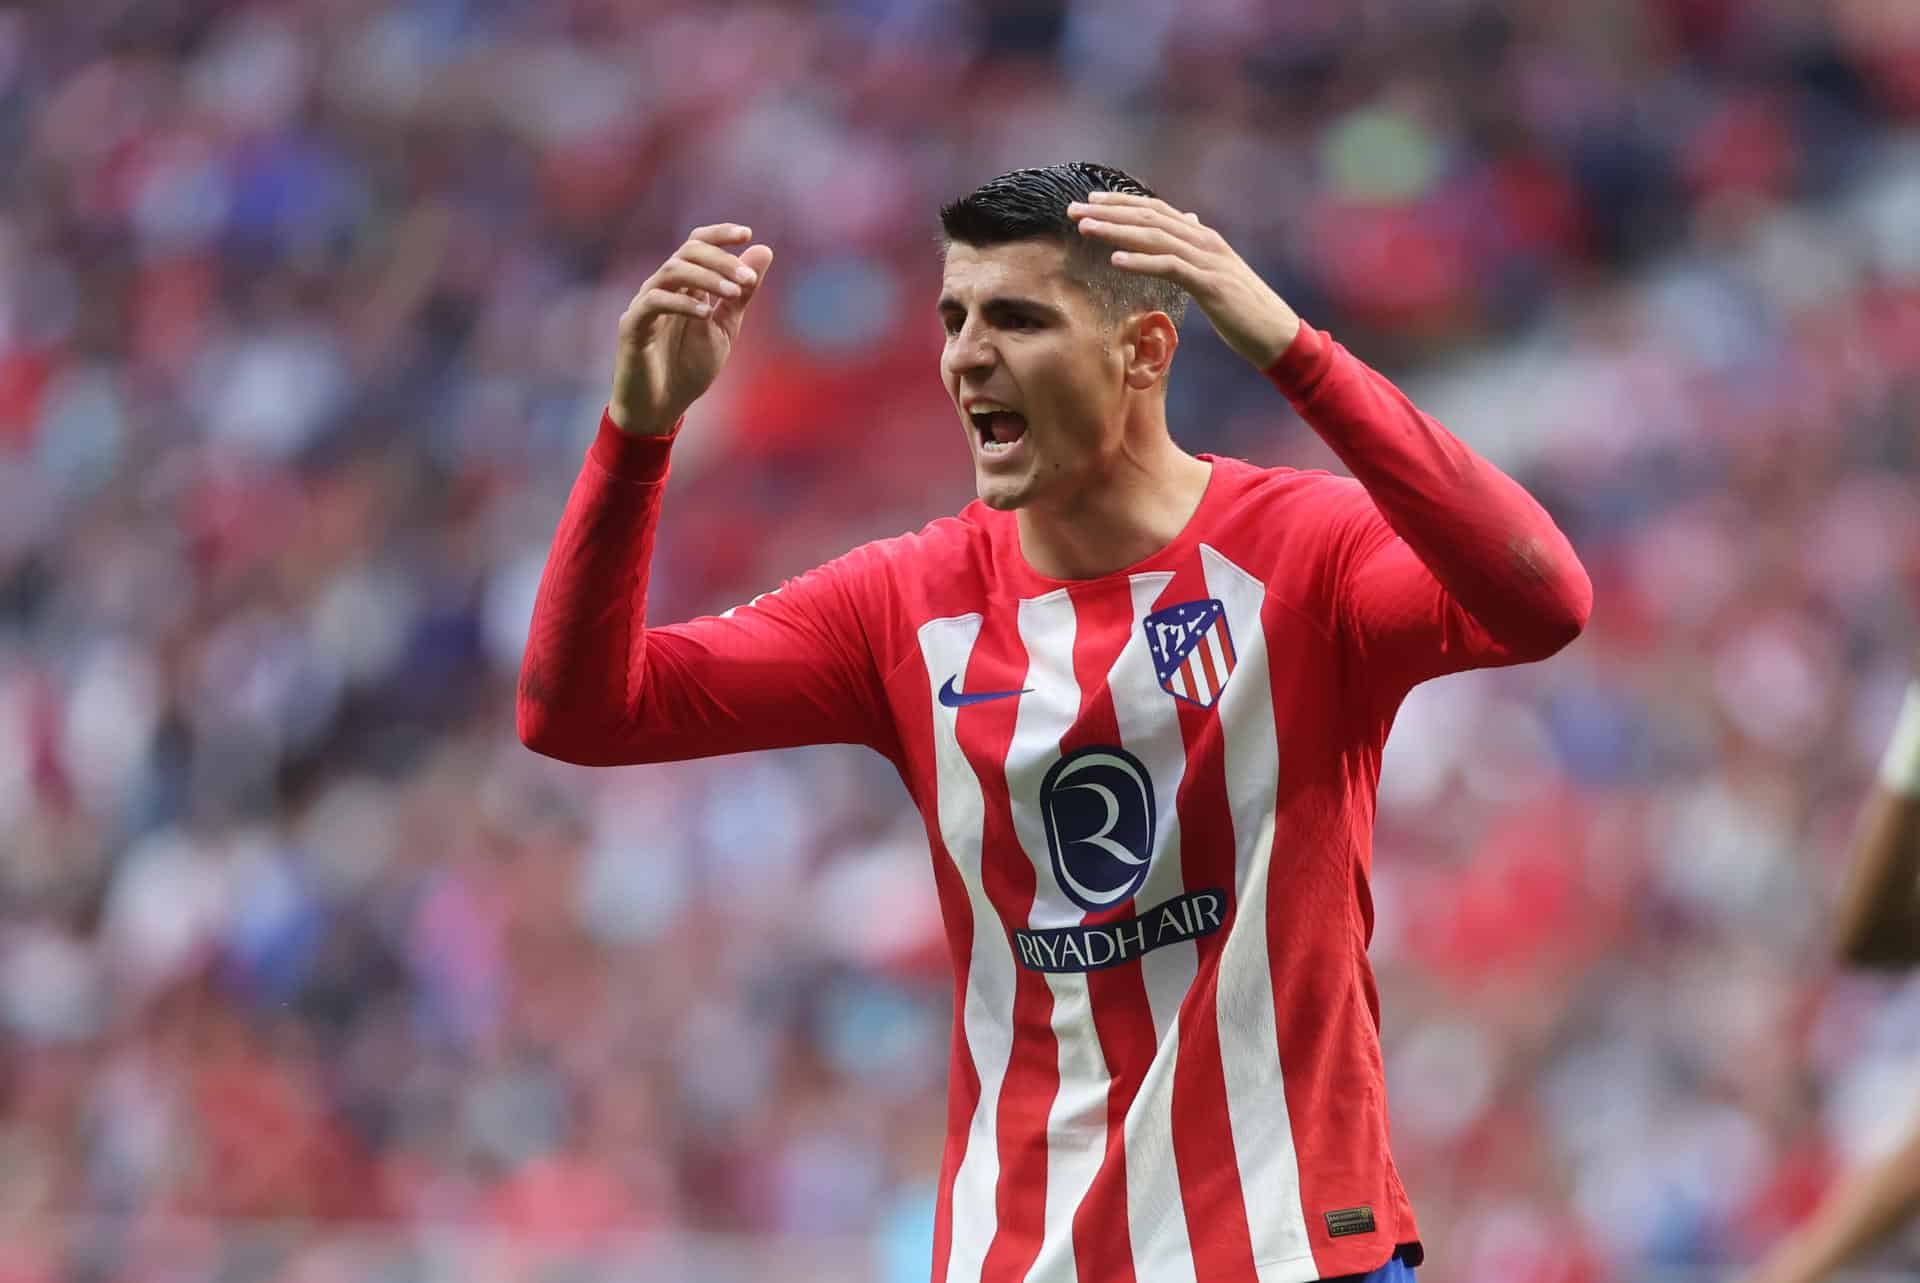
[609,224,774,437]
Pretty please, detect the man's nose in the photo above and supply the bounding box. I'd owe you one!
[944,321,995,376]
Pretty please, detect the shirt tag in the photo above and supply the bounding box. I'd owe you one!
[1324,1206,1376,1239]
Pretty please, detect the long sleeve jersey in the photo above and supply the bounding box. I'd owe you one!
[517,324,1593,1283]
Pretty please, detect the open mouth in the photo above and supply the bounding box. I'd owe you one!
[968,406,1029,456]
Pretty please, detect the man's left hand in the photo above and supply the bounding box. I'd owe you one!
[1069,192,1302,369]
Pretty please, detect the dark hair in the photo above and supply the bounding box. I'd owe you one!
[939,162,1190,328]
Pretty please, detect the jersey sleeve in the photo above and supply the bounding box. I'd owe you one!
[1267,326,1593,705]
[516,410,898,767]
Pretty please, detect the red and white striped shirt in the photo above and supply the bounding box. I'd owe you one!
[519,325,1592,1282]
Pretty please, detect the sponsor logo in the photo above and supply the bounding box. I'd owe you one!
[1012,888,1227,973]
[1040,745,1156,911]
[938,675,1032,708]
[1145,597,1237,709]
[1324,1207,1376,1239]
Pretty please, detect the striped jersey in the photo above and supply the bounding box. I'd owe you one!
[519,325,1593,1282]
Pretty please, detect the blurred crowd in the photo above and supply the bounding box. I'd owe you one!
[3,1,1920,1280]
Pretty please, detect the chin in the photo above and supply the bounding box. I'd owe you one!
[974,466,1036,510]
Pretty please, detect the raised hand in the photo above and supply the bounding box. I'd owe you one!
[1068,192,1301,370]
[610,225,774,437]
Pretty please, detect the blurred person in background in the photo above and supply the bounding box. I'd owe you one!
[516,161,1590,1282]
[1832,663,1920,970]
[1741,662,1920,1283]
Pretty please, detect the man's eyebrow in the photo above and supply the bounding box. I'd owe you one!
[936,295,1066,319]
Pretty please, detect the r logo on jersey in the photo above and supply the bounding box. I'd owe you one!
[1144,597,1237,709]
[1040,745,1156,913]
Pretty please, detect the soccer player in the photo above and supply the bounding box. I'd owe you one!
[1738,673,1920,1283]
[518,163,1593,1283]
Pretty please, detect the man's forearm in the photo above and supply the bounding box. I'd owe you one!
[1834,682,1920,966]
[517,409,677,763]
[1264,326,1592,658]
[1833,788,1920,967]
[1742,1119,1920,1283]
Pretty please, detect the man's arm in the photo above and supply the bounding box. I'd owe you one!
[1067,192,1590,688]
[516,413,895,766]
[1735,679,1920,1283]
[1265,325,1590,688]
[1833,680,1920,967]
[517,222,895,767]
[1737,1109,1920,1283]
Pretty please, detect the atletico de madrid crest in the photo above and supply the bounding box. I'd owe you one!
[1144,597,1237,709]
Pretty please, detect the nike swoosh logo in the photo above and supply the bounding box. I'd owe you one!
[938,676,1032,708]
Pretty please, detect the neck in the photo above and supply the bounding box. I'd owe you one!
[1015,424,1213,580]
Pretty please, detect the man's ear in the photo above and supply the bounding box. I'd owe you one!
[1124,312,1179,390]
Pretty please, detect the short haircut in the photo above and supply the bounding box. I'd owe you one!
[939,161,1191,329]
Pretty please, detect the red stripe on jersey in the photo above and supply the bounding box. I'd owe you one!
[1156,564,1261,1283]
[1193,632,1223,702]
[1178,654,1199,705]
[1062,582,1154,1283]
[1215,611,1238,668]
[953,612,1055,1283]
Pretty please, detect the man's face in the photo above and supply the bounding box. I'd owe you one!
[938,239,1128,512]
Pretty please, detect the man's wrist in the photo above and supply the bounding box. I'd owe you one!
[607,400,684,438]
[1878,681,1920,797]
[1253,314,1303,369]
[1261,321,1332,398]
[591,405,679,483]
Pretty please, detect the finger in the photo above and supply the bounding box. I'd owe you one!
[677,240,761,289]
[733,243,774,301]
[1084,192,1213,240]
[1086,191,1192,221]
[650,258,747,300]
[624,287,712,331]
[695,244,775,329]
[644,287,712,317]
[712,245,774,333]
[738,243,774,278]
[1074,216,1199,257]
[686,223,753,246]
[1070,199,1209,249]
[1106,250,1195,287]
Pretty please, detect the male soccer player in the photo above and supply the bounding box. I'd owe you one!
[1739,670,1920,1283]
[518,163,1592,1283]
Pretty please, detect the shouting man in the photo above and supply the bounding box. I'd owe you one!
[518,162,1593,1283]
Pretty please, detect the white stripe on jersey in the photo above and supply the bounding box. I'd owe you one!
[1201,544,1316,1280]
[1121,1011,1197,1283]
[1005,591,1108,1283]
[1006,590,1084,932]
[1110,573,1196,1039]
[917,613,1010,1283]
[1110,572,1200,1283]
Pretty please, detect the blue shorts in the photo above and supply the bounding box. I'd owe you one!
[1326,1246,1418,1282]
